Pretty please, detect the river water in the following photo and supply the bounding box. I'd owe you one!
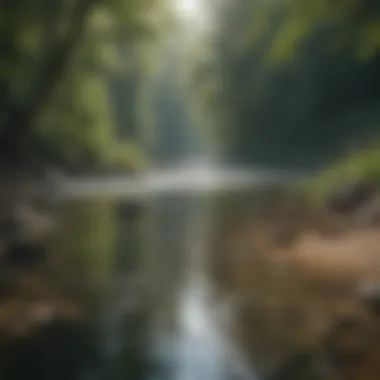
[50,167,298,380]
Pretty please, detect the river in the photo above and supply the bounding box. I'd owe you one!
[50,166,299,380]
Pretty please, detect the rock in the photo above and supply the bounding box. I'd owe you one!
[322,314,369,370]
[0,241,46,271]
[326,179,378,214]
[354,194,380,227]
[31,303,55,324]
[0,203,54,272]
[273,225,299,248]
[358,282,380,316]
[0,204,54,246]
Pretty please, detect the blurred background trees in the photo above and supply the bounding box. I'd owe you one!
[0,0,171,172]
[4,0,380,189]
[186,0,380,176]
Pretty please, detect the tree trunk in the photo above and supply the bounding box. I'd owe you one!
[0,0,98,164]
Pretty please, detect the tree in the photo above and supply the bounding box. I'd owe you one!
[0,0,170,169]
[186,0,380,168]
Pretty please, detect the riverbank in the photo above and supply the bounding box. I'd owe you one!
[0,169,101,379]
[210,190,380,379]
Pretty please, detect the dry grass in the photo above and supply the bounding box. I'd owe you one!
[289,229,380,284]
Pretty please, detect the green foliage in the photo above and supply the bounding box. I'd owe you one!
[1,0,171,169]
[267,0,380,62]
[186,0,380,168]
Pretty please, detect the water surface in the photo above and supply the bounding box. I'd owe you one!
[51,169,272,380]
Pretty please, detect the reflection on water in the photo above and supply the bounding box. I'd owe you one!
[175,279,229,380]
[10,171,364,380]
[45,189,257,380]
[145,194,246,380]
[20,169,306,380]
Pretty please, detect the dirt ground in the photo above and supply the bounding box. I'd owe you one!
[211,203,380,378]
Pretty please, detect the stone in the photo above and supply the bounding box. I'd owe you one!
[0,241,46,271]
[358,282,380,316]
[354,194,380,227]
[326,179,378,214]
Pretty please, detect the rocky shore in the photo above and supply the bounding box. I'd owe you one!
[211,182,380,380]
[0,172,101,379]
